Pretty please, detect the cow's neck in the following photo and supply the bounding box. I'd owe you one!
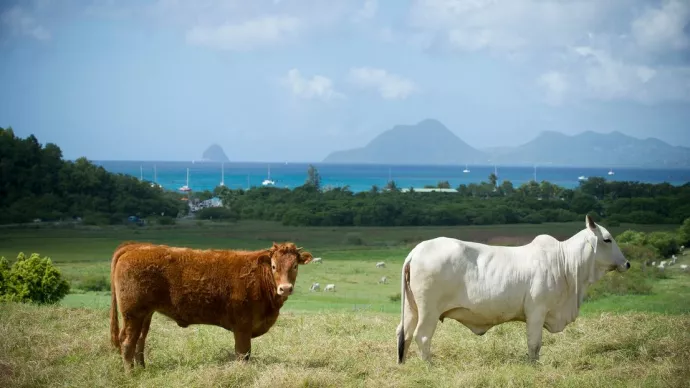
[259,268,287,311]
[560,229,597,315]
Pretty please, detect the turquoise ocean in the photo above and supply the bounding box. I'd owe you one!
[95,161,690,194]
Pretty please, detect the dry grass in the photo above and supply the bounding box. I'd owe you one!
[1,303,689,388]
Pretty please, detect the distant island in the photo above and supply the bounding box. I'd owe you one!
[201,144,229,163]
[322,119,690,167]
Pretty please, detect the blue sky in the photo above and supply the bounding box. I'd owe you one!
[1,0,689,162]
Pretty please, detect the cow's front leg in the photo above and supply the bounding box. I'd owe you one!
[526,310,546,362]
[233,330,251,361]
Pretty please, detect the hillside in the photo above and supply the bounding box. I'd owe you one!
[485,131,690,167]
[323,119,690,167]
[201,144,229,162]
[322,119,487,165]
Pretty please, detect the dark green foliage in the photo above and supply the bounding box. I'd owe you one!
[616,230,680,258]
[679,218,690,246]
[0,127,186,224]
[195,207,238,221]
[154,216,177,225]
[79,275,109,292]
[389,292,401,302]
[0,253,70,304]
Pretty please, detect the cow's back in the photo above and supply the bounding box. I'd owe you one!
[113,245,272,330]
[408,237,549,321]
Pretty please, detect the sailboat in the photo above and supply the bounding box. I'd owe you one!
[608,168,615,176]
[463,164,470,173]
[179,168,191,192]
[262,164,275,186]
[219,162,225,187]
[150,165,162,188]
[140,166,143,181]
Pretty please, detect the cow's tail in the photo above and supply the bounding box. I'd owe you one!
[397,251,416,364]
[110,241,138,351]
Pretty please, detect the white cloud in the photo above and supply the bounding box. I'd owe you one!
[352,0,377,22]
[408,0,690,104]
[186,15,300,50]
[348,67,418,100]
[282,69,345,101]
[1,6,51,41]
[631,0,690,53]
[537,71,568,106]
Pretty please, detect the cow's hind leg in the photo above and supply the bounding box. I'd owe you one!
[413,307,440,363]
[396,301,418,364]
[233,330,252,362]
[120,314,145,372]
[135,312,153,368]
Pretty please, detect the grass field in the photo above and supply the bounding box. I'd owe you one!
[1,220,689,387]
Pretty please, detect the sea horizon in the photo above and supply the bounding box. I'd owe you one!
[93,160,690,194]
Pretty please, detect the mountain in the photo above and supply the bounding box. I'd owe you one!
[322,119,487,165]
[484,130,690,167]
[201,144,229,162]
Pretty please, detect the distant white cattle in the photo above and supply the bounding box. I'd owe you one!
[680,264,688,271]
[396,215,630,364]
[379,276,388,284]
[376,262,386,268]
[324,284,336,292]
[659,261,667,268]
[312,257,323,264]
[310,282,320,291]
[651,261,656,266]
[680,245,685,252]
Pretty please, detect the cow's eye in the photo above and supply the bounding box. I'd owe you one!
[271,264,276,271]
[293,264,298,270]
[603,238,612,243]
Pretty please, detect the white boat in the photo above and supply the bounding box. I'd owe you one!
[179,168,191,192]
[578,175,587,181]
[262,165,275,186]
[463,164,470,173]
[608,168,615,176]
[219,162,225,187]
[150,165,162,188]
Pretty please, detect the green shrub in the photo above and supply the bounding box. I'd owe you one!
[389,292,401,302]
[150,215,176,225]
[620,243,657,263]
[195,207,237,221]
[679,217,690,246]
[0,252,70,304]
[646,231,680,258]
[585,262,653,302]
[0,256,11,296]
[617,230,648,246]
[79,275,109,292]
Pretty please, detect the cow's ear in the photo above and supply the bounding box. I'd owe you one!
[298,251,313,265]
[585,214,596,230]
[258,252,272,265]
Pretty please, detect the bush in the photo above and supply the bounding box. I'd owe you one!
[0,252,70,304]
[646,231,680,258]
[389,292,401,302]
[0,256,10,296]
[585,263,653,302]
[679,217,690,246]
[79,275,109,292]
[195,207,237,221]
[620,243,657,263]
[152,216,176,225]
[616,230,648,246]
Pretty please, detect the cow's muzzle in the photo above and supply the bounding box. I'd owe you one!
[277,284,294,296]
[616,261,631,272]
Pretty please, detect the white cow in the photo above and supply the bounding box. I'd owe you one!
[312,257,323,264]
[396,215,630,364]
[310,282,320,291]
[680,264,688,271]
[324,284,336,292]
[379,276,388,284]
[376,262,386,268]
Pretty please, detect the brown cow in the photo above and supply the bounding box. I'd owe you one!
[109,241,313,371]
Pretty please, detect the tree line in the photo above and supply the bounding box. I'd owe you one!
[3,128,690,230]
[205,166,690,228]
[0,127,186,225]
